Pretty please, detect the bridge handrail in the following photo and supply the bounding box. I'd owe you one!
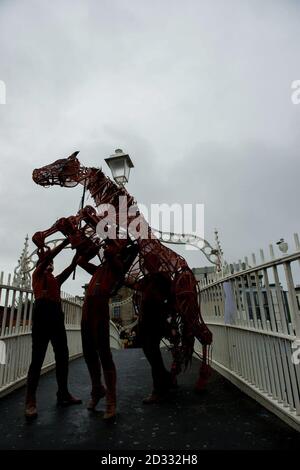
[0,272,121,397]
[199,235,300,432]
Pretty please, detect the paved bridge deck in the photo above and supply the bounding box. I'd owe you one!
[0,349,299,450]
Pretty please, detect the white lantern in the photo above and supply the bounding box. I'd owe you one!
[277,238,288,254]
[105,149,134,186]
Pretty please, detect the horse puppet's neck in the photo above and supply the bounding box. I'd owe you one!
[86,167,152,242]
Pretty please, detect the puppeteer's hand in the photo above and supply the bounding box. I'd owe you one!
[71,250,82,265]
[32,231,46,249]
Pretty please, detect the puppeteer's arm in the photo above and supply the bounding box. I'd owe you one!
[56,252,80,286]
[35,238,69,274]
[77,256,98,276]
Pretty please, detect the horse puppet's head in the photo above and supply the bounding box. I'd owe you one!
[32,151,85,188]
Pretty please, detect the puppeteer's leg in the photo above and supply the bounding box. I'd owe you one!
[95,297,117,420]
[140,322,173,403]
[174,270,213,392]
[51,305,82,406]
[81,297,106,410]
[82,294,116,419]
[25,299,51,418]
[139,277,174,404]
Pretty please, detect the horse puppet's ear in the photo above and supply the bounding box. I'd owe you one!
[68,151,80,160]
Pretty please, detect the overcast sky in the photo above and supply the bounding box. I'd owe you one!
[0,0,300,295]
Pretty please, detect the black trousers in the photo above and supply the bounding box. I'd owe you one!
[138,276,173,394]
[81,295,115,394]
[26,299,69,401]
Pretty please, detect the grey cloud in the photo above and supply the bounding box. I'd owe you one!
[0,0,300,295]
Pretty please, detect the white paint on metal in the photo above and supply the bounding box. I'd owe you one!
[0,278,121,397]
[199,234,300,431]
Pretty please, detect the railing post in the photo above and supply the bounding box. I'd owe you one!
[199,246,300,430]
[283,262,300,337]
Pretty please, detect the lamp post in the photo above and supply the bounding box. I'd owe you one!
[105,149,134,186]
[104,148,221,269]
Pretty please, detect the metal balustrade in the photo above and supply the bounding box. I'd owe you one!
[0,273,122,397]
[197,235,300,431]
[2,234,300,432]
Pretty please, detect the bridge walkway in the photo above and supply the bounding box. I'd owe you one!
[0,349,298,450]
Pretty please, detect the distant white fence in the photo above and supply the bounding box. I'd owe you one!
[198,235,300,432]
[0,272,122,398]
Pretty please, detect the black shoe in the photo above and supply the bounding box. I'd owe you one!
[87,386,106,411]
[57,393,82,407]
[169,377,178,390]
[25,402,38,419]
[142,390,170,405]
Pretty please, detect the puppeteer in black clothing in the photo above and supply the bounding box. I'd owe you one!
[25,239,82,419]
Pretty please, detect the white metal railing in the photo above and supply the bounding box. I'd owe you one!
[198,234,300,432]
[0,272,122,397]
[109,320,124,350]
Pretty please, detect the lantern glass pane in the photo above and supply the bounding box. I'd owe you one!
[109,159,126,182]
[124,161,131,182]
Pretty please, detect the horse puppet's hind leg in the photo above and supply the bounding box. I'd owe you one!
[173,269,213,392]
[193,325,213,392]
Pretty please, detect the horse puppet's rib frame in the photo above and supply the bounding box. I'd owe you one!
[32,153,213,389]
